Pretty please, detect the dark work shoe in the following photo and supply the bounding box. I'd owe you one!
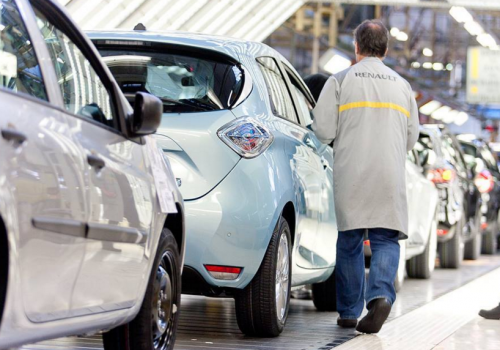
[337,317,358,328]
[356,298,391,334]
[479,303,500,320]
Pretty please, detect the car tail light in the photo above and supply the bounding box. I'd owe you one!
[217,117,273,158]
[205,265,242,280]
[437,229,449,236]
[427,168,456,184]
[474,170,494,193]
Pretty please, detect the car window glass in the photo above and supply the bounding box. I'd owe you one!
[256,57,298,124]
[460,143,477,167]
[291,85,313,126]
[98,47,243,113]
[0,0,47,100]
[286,71,314,127]
[34,10,116,129]
[481,147,498,172]
[416,134,435,166]
[441,135,467,176]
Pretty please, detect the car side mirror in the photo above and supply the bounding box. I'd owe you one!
[129,92,162,136]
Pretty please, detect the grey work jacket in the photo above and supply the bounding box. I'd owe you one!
[312,57,419,238]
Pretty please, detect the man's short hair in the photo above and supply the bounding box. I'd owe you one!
[353,20,389,58]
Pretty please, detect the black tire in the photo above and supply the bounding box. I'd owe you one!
[235,217,292,337]
[407,214,438,279]
[311,269,337,311]
[103,229,181,350]
[464,210,482,260]
[438,216,464,269]
[482,226,498,255]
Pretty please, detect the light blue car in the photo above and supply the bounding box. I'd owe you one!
[90,29,338,337]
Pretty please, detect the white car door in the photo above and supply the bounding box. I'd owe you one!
[406,152,429,248]
[34,8,155,314]
[0,0,86,322]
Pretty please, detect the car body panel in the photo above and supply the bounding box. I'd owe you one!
[0,0,185,348]
[365,158,439,260]
[156,110,240,200]
[91,31,338,294]
[405,158,439,258]
[458,136,500,239]
[418,127,465,242]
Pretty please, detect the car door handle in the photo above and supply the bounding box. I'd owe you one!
[1,128,27,144]
[87,154,106,169]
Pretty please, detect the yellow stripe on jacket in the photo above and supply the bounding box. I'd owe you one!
[339,101,410,118]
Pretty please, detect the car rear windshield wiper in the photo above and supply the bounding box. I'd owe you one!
[159,97,217,112]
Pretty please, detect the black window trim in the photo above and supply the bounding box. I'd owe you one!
[28,0,134,140]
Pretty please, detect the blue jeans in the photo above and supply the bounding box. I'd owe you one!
[336,228,400,319]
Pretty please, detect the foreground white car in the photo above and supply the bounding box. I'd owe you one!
[366,151,439,291]
[0,0,184,349]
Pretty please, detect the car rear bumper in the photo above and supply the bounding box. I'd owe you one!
[182,155,288,293]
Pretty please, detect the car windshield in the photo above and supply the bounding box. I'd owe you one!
[98,47,244,113]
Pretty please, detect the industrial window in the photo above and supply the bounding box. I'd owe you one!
[34,10,116,129]
[0,0,47,100]
[256,57,298,124]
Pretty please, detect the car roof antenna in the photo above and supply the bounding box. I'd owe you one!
[134,23,146,31]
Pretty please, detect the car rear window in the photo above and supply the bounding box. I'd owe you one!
[98,45,244,113]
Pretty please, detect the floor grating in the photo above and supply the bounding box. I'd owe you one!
[21,254,500,350]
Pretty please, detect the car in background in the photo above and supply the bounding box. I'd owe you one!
[365,151,439,291]
[417,126,481,268]
[457,135,500,254]
[0,1,184,349]
[90,29,338,337]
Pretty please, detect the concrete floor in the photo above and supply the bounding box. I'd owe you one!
[21,254,500,350]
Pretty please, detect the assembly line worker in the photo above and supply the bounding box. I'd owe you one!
[311,19,419,334]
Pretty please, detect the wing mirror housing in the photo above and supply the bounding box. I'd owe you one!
[129,92,162,136]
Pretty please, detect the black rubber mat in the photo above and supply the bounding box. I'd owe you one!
[22,254,500,350]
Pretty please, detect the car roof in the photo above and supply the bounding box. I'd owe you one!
[86,30,278,63]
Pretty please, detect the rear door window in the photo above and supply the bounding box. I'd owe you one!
[256,56,299,124]
[286,69,314,127]
[98,45,244,113]
[441,135,467,177]
[0,0,47,100]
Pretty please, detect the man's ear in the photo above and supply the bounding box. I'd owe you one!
[384,47,388,57]
[354,42,359,55]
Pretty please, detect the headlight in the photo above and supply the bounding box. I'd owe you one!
[217,117,274,158]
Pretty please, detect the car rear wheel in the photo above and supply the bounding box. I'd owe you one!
[103,228,181,350]
[311,269,337,311]
[407,212,438,279]
[464,209,482,260]
[394,241,406,293]
[438,215,464,269]
[235,217,292,337]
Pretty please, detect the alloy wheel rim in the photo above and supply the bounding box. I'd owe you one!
[275,232,290,322]
[152,252,176,350]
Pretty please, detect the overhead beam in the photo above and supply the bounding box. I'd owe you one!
[307,0,500,11]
